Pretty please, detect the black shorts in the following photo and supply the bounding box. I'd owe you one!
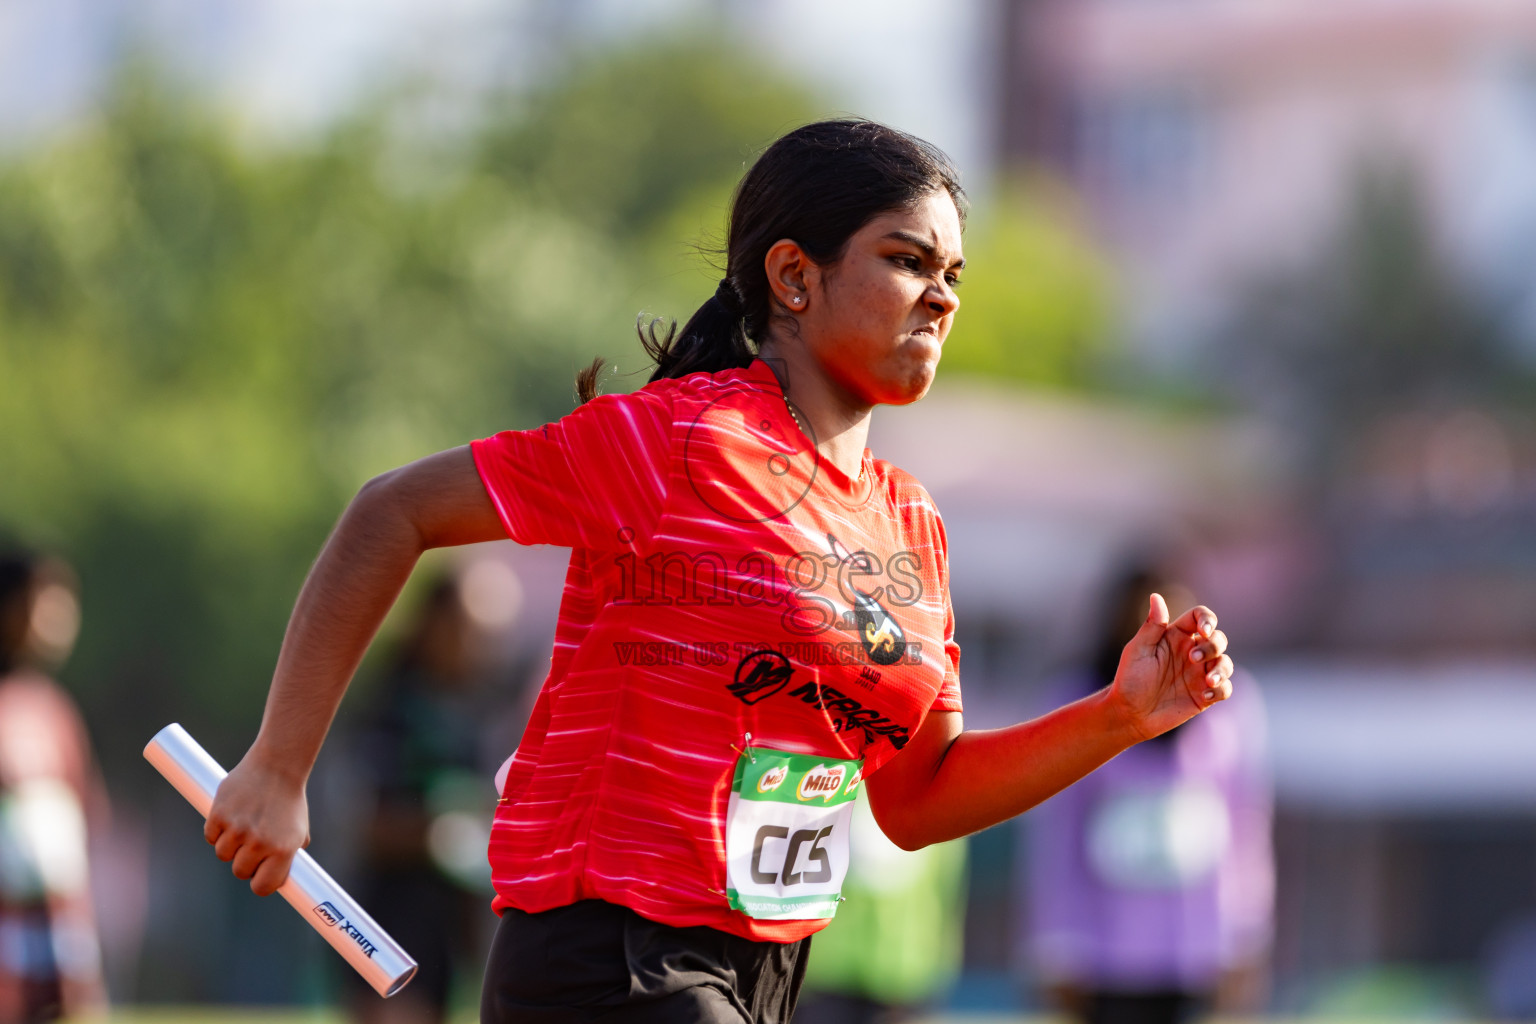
[480,899,811,1023]
[341,867,477,1012]
[1083,990,1213,1024]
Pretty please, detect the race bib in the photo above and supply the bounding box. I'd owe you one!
[724,747,861,920]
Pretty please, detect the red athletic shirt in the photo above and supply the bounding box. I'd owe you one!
[471,358,963,943]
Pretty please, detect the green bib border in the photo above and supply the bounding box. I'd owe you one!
[730,746,863,808]
[726,887,843,920]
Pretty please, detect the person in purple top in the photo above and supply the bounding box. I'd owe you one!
[1021,564,1274,1024]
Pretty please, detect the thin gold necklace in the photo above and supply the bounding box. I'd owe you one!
[784,396,808,436]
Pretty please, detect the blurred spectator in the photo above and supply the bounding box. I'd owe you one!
[1483,915,1536,1021]
[344,574,505,1024]
[0,553,107,1022]
[794,793,967,1024]
[1020,563,1273,1024]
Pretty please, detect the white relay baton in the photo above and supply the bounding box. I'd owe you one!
[144,723,418,998]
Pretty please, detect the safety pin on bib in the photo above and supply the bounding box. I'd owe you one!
[729,731,756,764]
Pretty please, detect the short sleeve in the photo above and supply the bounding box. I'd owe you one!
[930,508,963,714]
[471,387,674,549]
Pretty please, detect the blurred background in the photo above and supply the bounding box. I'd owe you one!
[3,0,1536,1020]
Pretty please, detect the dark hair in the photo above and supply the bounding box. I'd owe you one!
[577,119,966,401]
[0,554,33,668]
[396,576,466,672]
[0,551,53,673]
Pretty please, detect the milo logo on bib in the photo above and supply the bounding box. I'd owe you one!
[757,765,789,793]
[798,764,846,802]
[725,748,861,921]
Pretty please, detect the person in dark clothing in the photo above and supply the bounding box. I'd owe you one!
[1023,562,1273,1024]
[345,576,494,1024]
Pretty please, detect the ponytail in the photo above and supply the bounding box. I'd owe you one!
[648,277,758,379]
[576,279,756,404]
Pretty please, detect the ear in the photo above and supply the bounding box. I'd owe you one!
[763,238,820,311]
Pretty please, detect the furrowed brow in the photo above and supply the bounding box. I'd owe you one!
[884,230,964,269]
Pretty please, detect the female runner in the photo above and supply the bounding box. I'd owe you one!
[204,120,1235,1024]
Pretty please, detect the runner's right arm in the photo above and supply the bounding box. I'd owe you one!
[204,446,505,896]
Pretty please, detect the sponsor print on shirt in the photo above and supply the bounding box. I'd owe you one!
[824,534,907,667]
[471,360,960,940]
[725,747,862,920]
[725,649,912,751]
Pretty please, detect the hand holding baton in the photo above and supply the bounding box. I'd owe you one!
[144,723,418,998]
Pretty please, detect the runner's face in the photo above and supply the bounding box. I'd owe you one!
[803,191,963,406]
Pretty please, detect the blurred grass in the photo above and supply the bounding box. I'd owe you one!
[89,1012,344,1024]
[96,1016,427,1024]
[84,1015,1493,1024]
[88,1013,1023,1024]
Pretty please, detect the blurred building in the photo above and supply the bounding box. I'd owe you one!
[999,0,1536,363]
[991,1,1536,1013]
[869,382,1288,1005]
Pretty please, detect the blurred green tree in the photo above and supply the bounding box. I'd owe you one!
[0,44,818,772]
[939,178,1113,388]
[478,40,811,243]
[476,39,823,386]
[0,41,1112,779]
[1223,159,1512,478]
[0,39,1123,1008]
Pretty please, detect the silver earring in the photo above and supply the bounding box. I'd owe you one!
[791,295,803,307]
